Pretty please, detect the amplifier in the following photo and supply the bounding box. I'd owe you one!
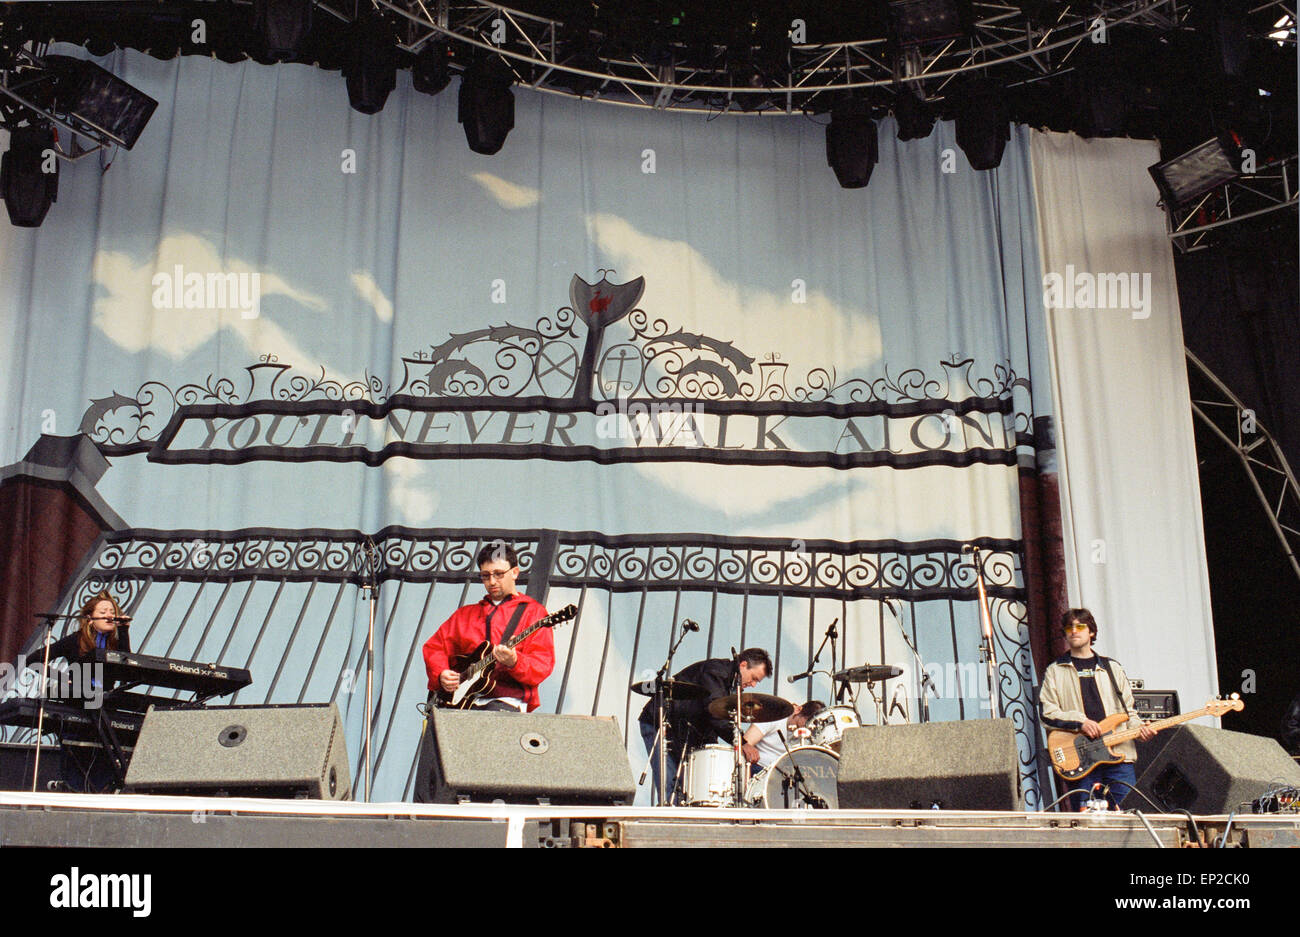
[1132,690,1180,722]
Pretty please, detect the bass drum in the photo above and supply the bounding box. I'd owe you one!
[748,745,840,809]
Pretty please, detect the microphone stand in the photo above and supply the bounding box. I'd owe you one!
[360,539,380,802]
[644,622,694,806]
[964,545,1002,718]
[28,613,85,790]
[775,730,826,808]
[882,599,935,723]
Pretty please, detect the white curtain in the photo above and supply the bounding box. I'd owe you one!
[1031,131,1218,714]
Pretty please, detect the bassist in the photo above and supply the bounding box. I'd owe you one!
[1040,608,1154,809]
[421,542,554,712]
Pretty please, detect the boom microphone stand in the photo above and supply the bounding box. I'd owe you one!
[882,598,935,723]
[638,619,697,806]
[29,612,79,793]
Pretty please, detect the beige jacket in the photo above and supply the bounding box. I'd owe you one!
[1039,654,1144,763]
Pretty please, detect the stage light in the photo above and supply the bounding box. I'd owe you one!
[344,10,397,115]
[42,55,158,150]
[458,57,515,155]
[412,44,452,97]
[954,79,1010,170]
[1,125,59,228]
[254,0,313,61]
[894,89,935,140]
[887,0,974,46]
[826,98,878,189]
[1148,135,1243,206]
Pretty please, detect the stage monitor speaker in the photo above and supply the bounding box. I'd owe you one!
[420,709,635,805]
[0,743,61,792]
[1121,724,1300,814]
[124,703,350,800]
[837,719,1021,810]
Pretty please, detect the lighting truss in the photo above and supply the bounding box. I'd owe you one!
[1187,348,1300,587]
[1163,154,1298,253]
[339,0,1217,114]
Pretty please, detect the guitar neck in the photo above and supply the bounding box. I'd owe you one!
[1106,705,1217,745]
[464,610,558,680]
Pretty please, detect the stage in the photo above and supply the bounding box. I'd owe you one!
[1,791,1296,848]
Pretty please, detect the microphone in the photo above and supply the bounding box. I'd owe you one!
[110,616,133,624]
[787,670,812,684]
[681,619,699,633]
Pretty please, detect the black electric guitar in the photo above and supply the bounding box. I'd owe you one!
[434,604,576,708]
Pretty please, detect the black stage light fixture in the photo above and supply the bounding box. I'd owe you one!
[888,0,974,46]
[894,88,935,140]
[254,0,313,61]
[826,98,878,189]
[412,43,452,96]
[1148,134,1243,205]
[344,9,397,114]
[954,79,1010,170]
[458,56,515,155]
[42,55,158,150]
[1,125,59,228]
[1074,43,1126,138]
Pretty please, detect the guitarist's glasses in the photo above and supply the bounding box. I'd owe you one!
[1064,623,1090,633]
[479,570,515,580]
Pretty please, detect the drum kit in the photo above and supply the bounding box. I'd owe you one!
[633,661,903,809]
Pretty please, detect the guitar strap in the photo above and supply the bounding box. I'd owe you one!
[1099,656,1127,713]
[485,601,529,646]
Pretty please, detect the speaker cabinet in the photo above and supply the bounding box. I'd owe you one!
[1122,724,1300,814]
[837,719,1022,810]
[0,743,61,792]
[417,709,635,806]
[124,703,350,800]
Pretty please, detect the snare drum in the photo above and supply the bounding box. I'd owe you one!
[684,744,738,807]
[750,745,840,809]
[807,705,861,751]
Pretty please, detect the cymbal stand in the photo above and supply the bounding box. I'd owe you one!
[360,538,380,802]
[964,545,1002,718]
[731,659,745,807]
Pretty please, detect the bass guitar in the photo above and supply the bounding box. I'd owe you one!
[1047,695,1243,781]
[434,604,577,709]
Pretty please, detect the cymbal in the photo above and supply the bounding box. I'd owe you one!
[833,664,903,683]
[707,692,795,723]
[629,677,710,700]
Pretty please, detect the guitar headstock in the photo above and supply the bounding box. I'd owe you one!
[1205,694,1245,716]
[544,604,578,626]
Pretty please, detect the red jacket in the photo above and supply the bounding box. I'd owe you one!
[422,593,554,711]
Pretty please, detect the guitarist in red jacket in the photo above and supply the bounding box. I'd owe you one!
[422,542,554,712]
[1040,608,1154,810]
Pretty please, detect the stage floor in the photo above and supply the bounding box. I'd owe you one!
[1,791,1296,847]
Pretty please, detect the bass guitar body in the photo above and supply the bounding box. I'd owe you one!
[1046,712,1134,781]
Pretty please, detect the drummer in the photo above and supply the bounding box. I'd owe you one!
[742,700,826,772]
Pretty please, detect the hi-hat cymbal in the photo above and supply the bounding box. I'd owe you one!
[833,664,903,683]
[707,692,795,723]
[629,677,710,700]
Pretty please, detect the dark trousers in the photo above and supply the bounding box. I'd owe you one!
[639,717,688,805]
[1066,761,1137,810]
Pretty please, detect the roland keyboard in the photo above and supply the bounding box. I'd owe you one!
[90,649,252,701]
